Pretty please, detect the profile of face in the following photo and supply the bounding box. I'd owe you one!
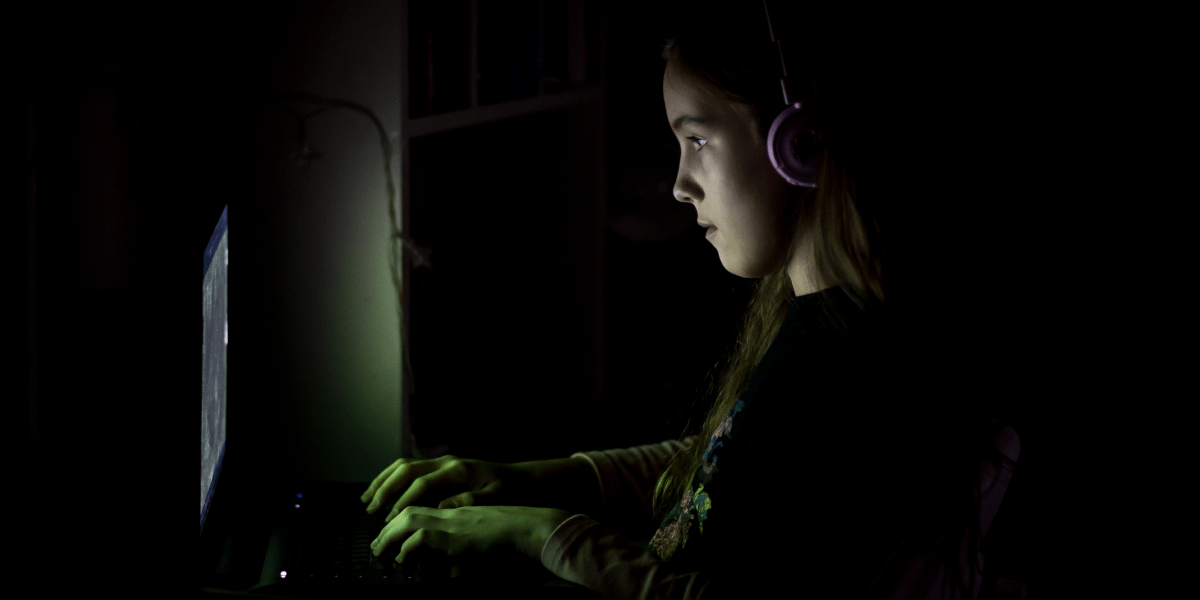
[663,56,794,280]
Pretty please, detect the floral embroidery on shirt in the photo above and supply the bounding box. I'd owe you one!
[693,484,711,534]
[698,399,743,485]
[648,399,744,561]
[648,486,694,560]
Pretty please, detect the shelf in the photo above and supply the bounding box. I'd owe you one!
[403,0,601,136]
[405,83,602,139]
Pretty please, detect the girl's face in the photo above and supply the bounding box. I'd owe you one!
[663,57,793,279]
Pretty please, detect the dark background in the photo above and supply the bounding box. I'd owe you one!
[5,0,1153,597]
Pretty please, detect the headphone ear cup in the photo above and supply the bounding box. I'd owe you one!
[767,102,826,188]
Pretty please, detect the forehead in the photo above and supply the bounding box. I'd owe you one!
[662,59,720,113]
[662,59,753,133]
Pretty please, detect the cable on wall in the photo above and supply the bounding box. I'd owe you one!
[255,87,431,423]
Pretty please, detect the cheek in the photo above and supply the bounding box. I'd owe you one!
[718,156,785,237]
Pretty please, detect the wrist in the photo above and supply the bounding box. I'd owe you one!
[527,508,575,563]
[512,456,602,518]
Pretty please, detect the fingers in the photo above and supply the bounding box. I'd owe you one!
[384,475,428,522]
[438,491,472,510]
[384,467,442,521]
[362,458,402,501]
[362,458,406,510]
[372,506,423,559]
[365,454,460,519]
[387,462,470,521]
[376,522,433,565]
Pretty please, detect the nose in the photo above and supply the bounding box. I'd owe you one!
[673,175,693,204]
[672,154,698,204]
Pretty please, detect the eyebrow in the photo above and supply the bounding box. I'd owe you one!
[671,114,716,133]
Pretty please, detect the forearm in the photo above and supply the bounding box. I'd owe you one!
[511,456,604,519]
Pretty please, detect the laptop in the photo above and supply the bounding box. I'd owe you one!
[197,206,597,599]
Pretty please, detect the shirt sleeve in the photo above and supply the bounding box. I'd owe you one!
[567,436,701,535]
[539,514,730,600]
[532,436,725,600]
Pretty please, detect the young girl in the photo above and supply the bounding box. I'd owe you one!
[363,3,1019,598]
[636,5,1016,598]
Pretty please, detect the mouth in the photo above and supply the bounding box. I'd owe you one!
[705,226,717,238]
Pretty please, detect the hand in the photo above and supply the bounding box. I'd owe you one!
[360,455,539,522]
[371,504,575,565]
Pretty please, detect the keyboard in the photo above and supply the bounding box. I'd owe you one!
[281,485,576,589]
[291,498,454,585]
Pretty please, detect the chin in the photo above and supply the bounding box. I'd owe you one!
[719,255,771,279]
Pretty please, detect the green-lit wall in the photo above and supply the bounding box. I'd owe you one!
[231,0,405,484]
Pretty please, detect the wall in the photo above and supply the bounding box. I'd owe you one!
[224,0,405,485]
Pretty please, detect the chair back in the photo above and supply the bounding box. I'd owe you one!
[867,421,1022,600]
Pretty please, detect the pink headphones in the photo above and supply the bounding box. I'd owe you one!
[762,0,826,189]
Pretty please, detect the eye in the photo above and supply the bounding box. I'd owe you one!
[686,136,707,150]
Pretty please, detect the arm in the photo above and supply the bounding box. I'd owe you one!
[510,456,604,519]
[513,436,699,533]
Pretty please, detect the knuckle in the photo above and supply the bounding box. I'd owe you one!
[400,462,422,480]
[409,475,429,493]
[446,457,469,474]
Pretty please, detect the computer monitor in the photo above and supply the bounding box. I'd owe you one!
[200,205,228,536]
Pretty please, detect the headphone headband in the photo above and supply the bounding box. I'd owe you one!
[761,1,818,107]
[762,0,825,188]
